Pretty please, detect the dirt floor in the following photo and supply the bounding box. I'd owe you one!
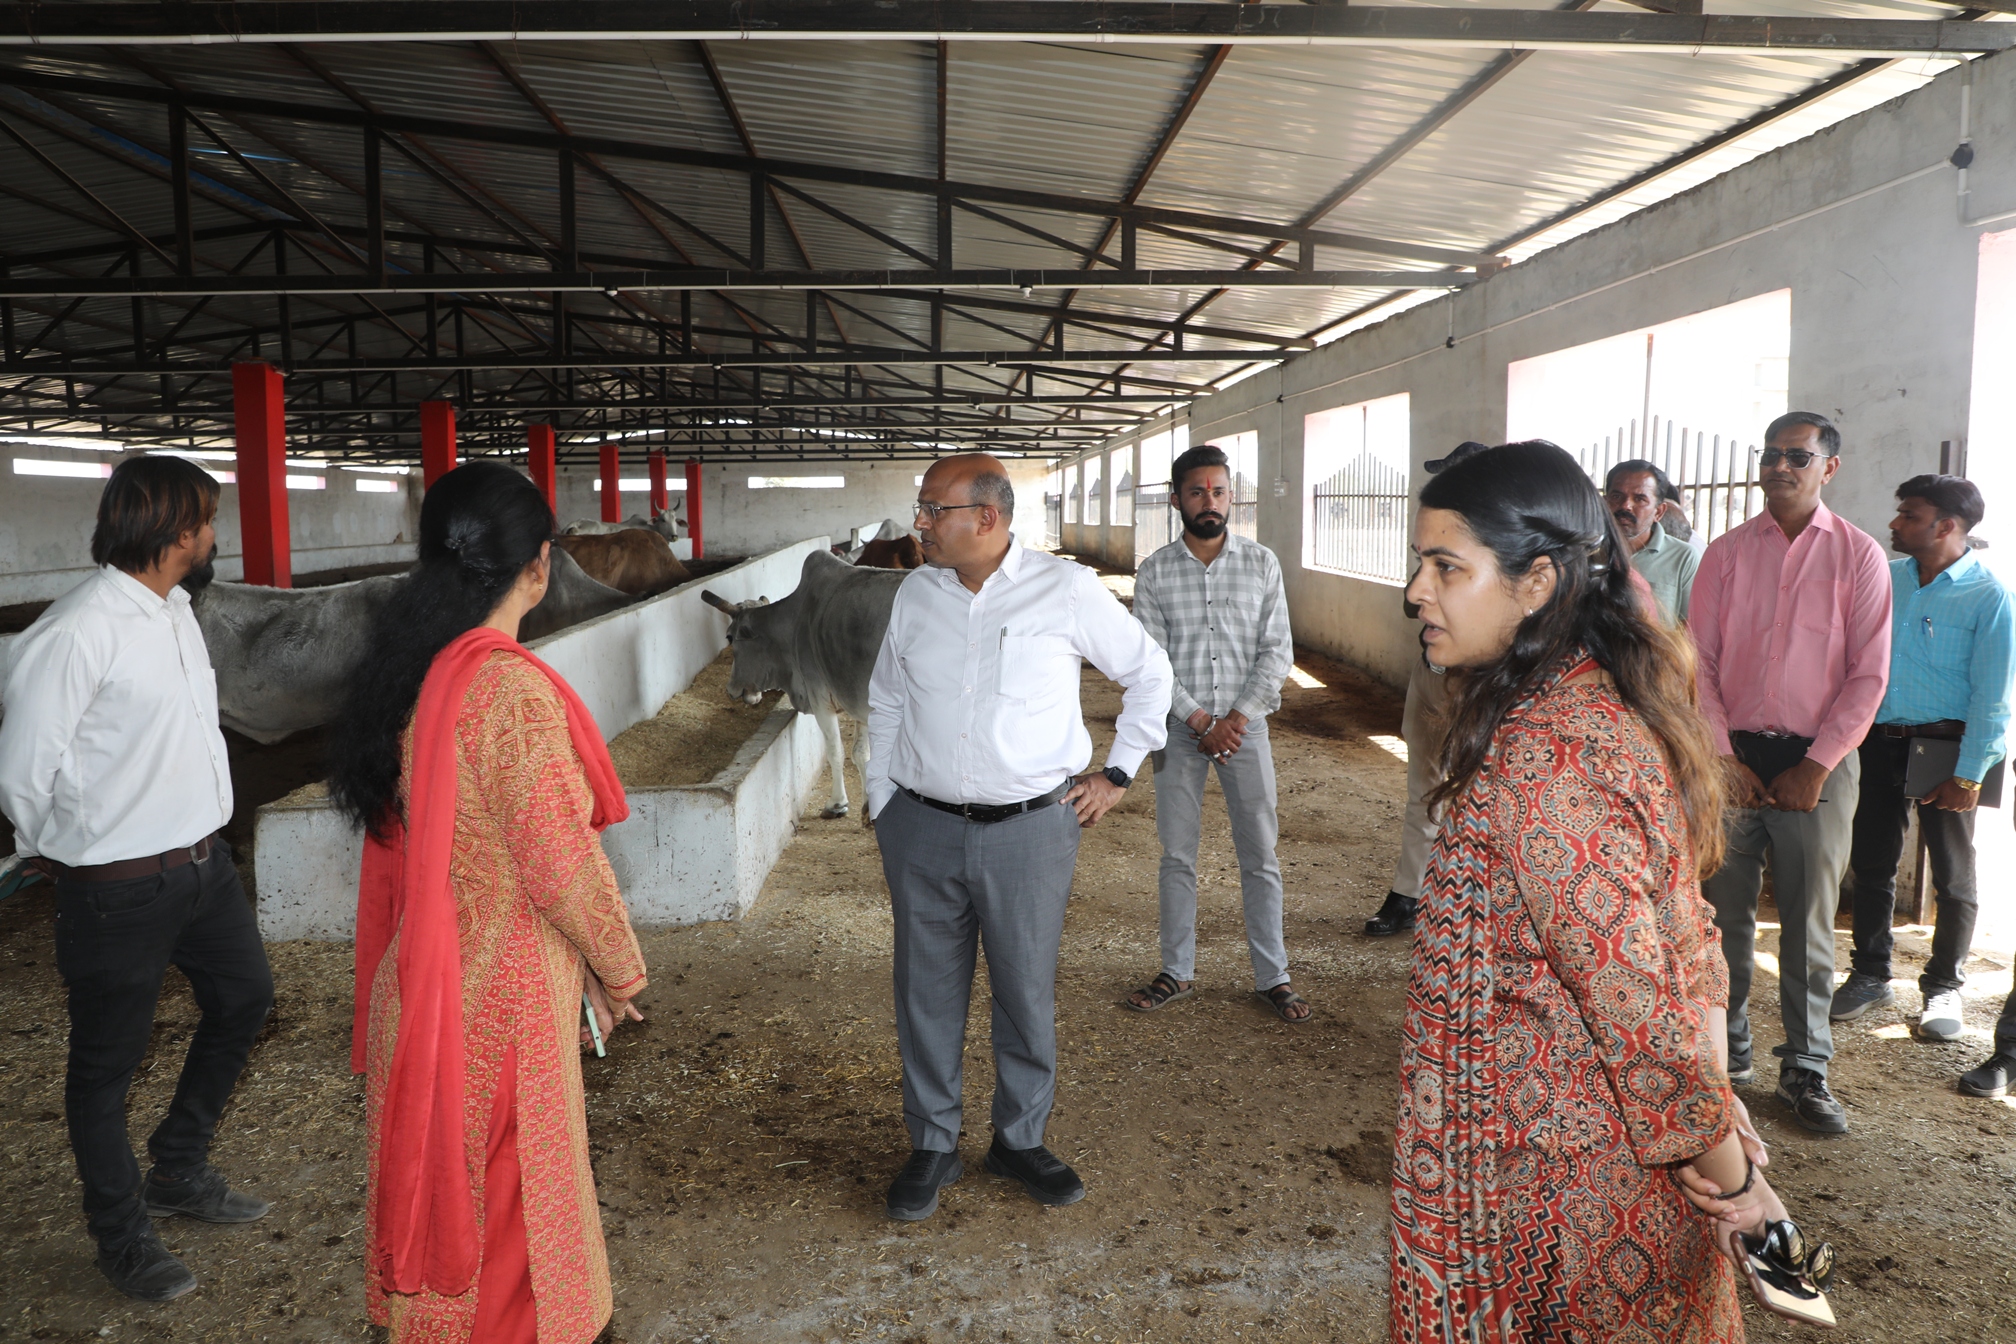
[608,651,783,789]
[4,646,2016,1342]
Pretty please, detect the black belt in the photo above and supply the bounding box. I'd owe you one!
[900,782,1069,823]
[44,834,215,884]
[1875,719,1965,741]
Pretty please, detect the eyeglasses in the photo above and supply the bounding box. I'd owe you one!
[1756,448,1834,470]
[913,500,988,521]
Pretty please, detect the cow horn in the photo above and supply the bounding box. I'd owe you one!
[700,589,737,613]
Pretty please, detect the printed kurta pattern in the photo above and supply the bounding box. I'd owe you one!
[365,653,647,1344]
[1391,657,1741,1344]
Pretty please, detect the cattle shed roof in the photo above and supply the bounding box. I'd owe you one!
[0,2,2003,466]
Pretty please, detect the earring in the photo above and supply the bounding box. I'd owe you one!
[1524,608,1534,616]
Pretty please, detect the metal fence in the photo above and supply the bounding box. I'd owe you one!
[1576,417,1763,544]
[1134,485,1171,562]
[1308,454,1409,582]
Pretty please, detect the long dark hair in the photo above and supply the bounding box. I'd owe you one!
[1423,441,1725,876]
[328,461,554,836]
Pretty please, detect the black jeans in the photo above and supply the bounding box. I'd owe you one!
[1846,733,1979,995]
[53,843,273,1243]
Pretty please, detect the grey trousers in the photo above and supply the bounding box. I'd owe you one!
[1151,716,1288,991]
[1702,751,1860,1079]
[1388,659,1452,901]
[876,788,1081,1153]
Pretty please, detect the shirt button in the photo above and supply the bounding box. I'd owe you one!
[964,686,972,693]
[960,733,968,740]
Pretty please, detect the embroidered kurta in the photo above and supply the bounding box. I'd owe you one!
[1390,657,1741,1344]
[365,652,647,1344]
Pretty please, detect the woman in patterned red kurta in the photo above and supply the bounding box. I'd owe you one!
[1390,442,1795,1343]
[332,463,648,1344]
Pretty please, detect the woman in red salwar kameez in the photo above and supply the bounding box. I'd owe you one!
[1390,442,1803,1344]
[331,463,647,1344]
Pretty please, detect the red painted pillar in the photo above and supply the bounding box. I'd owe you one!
[527,424,557,513]
[598,445,622,522]
[233,362,291,587]
[648,451,668,519]
[420,401,457,488]
[684,458,704,558]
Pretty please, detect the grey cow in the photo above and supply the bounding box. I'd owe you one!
[702,548,906,818]
[188,547,632,743]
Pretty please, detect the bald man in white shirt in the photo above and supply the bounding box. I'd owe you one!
[0,456,273,1302]
[867,454,1173,1221]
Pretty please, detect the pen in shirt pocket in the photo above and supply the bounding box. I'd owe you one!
[992,625,1007,696]
[1924,616,1934,639]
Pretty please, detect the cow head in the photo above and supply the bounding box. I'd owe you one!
[701,589,780,705]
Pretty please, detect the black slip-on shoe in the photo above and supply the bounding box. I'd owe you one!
[1775,1067,1849,1135]
[885,1149,962,1222]
[983,1138,1085,1207]
[1959,1053,2016,1099]
[97,1225,197,1302]
[1364,892,1418,938]
[144,1165,271,1224]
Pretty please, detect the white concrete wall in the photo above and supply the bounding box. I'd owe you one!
[602,704,831,926]
[0,442,421,604]
[1053,51,2016,691]
[253,537,835,939]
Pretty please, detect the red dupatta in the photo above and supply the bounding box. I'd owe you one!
[351,626,627,1297]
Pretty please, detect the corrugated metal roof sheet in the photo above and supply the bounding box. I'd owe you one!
[0,20,1980,457]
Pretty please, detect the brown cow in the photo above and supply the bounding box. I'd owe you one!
[553,528,691,597]
[854,535,924,569]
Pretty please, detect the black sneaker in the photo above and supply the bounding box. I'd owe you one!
[884,1149,961,1222]
[144,1165,271,1223]
[96,1224,196,1302]
[1365,891,1418,938]
[1775,1067,1848,1134]
[983,1137,1085,1207]
[1829,972,1895,1022]
[1959,1053,2016,1099]
[1726,1058,1755,1086]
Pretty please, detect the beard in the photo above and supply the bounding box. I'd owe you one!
[178,545,219,594]
[1182,511,1227,540]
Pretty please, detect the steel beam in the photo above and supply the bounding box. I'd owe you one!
[0,267,1467,300]
[0,4,2004,56]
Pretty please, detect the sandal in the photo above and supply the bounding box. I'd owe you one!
[1123,972,1195,1013]
[1255,984,1311,1023]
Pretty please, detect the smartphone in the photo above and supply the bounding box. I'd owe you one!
[1745,1250,1836,1328]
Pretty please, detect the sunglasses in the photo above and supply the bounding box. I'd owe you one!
[1756,448,1834,470]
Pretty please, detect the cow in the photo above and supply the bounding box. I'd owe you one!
[188,547,632,743]
[553,528,691,598]
[854,534,924,569]
[701,548,907,818]
[564,509,681,541]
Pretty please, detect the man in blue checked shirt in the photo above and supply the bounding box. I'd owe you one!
[1835,475,2016,1049]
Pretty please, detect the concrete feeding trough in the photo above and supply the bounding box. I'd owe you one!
[254,537,834,940]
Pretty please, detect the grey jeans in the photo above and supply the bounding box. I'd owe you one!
[1151,715,1287,992]
[1388,659,1453,901]
[875,787,1081,1153]
[1702,750,1860,1079]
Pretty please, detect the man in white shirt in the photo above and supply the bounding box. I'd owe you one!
[0,455,274,1302]
[866,453,1172,1221]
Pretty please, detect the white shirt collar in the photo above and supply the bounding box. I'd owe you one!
[102,565,178,616]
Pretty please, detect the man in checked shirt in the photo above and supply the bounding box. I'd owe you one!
[1126,443,1304,1021]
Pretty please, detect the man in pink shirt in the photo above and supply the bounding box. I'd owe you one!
[1691,411,1891,1134]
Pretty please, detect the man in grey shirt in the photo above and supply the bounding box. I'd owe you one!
[1128,443,1303,1020]
[1605,459,1699,625]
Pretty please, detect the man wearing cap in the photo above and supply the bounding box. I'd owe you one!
[866,453,1172,1221]
[1364,440,1490,937]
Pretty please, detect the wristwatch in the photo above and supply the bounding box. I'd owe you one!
[1955,777,1982,792]
[1102,765,1133,790]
